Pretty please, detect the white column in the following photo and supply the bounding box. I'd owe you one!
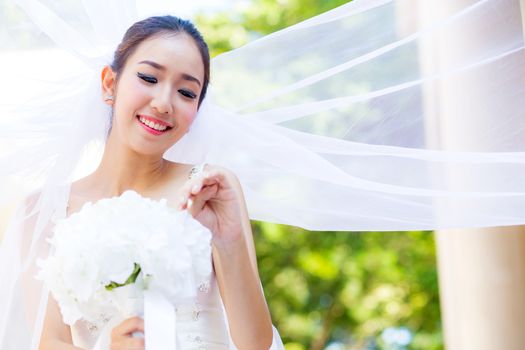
[414,0,525,349]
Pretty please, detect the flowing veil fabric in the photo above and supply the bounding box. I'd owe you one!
[0,0,524,348]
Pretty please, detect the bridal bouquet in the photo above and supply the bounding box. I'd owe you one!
[36,190,212,330]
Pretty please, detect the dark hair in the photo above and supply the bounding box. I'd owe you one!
[111,15,210,107]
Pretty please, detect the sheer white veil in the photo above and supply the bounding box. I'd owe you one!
[1,0,524,348]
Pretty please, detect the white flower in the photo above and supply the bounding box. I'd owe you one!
[36,190,212,326]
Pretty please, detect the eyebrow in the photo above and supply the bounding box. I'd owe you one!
[138,60,201,87]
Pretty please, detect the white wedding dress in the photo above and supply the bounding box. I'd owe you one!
[71,273,233,349]
[62,195,284,350]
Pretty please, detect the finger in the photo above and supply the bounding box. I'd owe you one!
[185,183,217,212]
[112,317,144,337]
[186,172,225,200]
[203,170,229,189]
[117,337,145,350]
[190,178,206,195]
[179,174,221,210]
[190,173,224,195]
[178,171,209,204]
[187,184,218,216]
[184,172,233,210]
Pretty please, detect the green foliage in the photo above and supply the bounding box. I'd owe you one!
[105,262,141,291]
[195,0,351,57]
[195,1,443,348]
[253,223,442,349]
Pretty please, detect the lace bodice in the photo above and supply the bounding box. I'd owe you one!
[71,272,232,349]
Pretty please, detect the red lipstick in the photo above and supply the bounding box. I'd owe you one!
[137,114,173,128]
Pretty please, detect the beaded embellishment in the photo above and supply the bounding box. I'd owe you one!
[192,302,202,321]
[198,280,210,293]
[85,313,111,335]
[188,163,207,179]
[186,334,209,349]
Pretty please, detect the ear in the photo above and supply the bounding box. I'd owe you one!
[101,65,116,106]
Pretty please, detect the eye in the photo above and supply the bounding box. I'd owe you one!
[178,89,197,99]
[137,72,157,84]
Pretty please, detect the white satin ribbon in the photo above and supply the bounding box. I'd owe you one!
[144,289,177,350]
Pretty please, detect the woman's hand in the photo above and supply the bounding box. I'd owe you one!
[178,165,244,244]
[110,317,144,350]
[178,164,274,348]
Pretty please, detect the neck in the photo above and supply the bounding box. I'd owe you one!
[91,131,169,197]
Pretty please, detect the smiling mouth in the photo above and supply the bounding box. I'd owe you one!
[136,115,174,135]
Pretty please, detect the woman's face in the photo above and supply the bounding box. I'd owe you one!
[106,33,205,156]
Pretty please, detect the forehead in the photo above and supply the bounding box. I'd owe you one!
[129,33,204,79]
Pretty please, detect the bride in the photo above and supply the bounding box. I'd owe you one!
[2,0,525,348]
[37,15,280,350]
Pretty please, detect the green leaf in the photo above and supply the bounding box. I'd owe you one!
[105,263,141,291]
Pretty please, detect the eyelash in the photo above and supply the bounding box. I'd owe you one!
[136,72,197,100]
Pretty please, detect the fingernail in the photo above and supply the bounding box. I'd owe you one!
[187,198,193,209]
[192,184,200,193]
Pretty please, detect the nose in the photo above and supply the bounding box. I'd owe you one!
[150,86,174,115]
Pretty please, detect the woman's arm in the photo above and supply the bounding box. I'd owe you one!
[213,239,273,350]
[181,167,273,349]
[39,295,82,350]
[39,293,145,350]
[22,193,81,350]
[212,175,273,349]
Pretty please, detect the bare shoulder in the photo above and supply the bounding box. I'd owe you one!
[66,175,98,215]
[166,161,195,184]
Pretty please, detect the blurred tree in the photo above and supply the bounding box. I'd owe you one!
[195,1,443,349]
[195,0,352,57]
[253,224,441,350]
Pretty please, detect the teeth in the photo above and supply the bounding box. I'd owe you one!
[139,116,168,131]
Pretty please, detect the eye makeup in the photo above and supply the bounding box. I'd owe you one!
[137,72,157,84]
[138,72,198,100]
[178,89,197,99]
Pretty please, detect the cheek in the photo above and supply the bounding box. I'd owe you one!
[126,81,150,103]
[118,78,149,108]
[179,104,198,126]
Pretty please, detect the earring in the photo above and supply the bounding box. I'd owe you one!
[104,95,114,101]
